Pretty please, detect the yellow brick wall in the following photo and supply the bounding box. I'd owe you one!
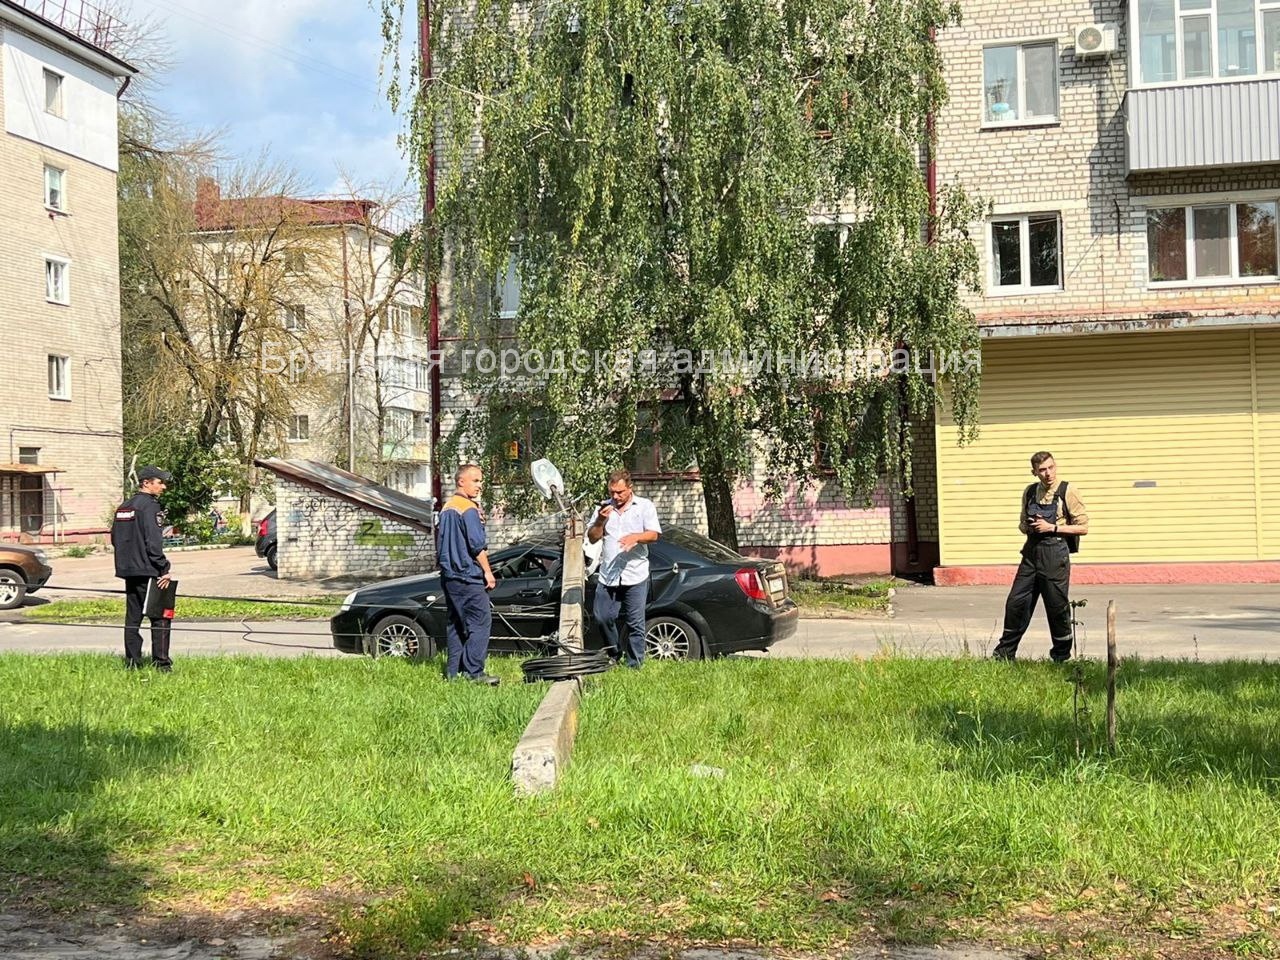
[0,123,124,534]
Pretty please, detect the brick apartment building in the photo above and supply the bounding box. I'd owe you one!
[0,0,135,542]
[931,0,1280,583]
[190,179,430,518]
[431,2,1279,581]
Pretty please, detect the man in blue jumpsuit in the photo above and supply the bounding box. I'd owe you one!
[437,464,499,685]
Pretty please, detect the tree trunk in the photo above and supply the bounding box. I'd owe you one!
[700,449,739,550]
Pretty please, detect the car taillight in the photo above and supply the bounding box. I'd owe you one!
[735,567,768,601]
[258,519,269,537]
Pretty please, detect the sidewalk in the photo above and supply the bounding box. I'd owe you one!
[780,581,1280,661]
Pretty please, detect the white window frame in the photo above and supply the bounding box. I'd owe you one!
[987,212,1064,295]
[980,39,1060,128]
[1131,0,1280,87]
[42,68,63,117]
[496,251,521,320]
[281,303,307,332]
[47,354,70,400]
[44,256,70,305]
[44,164,66,212]
[1145,198,1280,287]
[287,414,310,442]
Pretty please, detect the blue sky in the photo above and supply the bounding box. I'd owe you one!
[124,0,415,198]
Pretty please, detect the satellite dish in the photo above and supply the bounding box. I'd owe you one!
[530,458,564,501]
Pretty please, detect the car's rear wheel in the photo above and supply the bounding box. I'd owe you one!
[0,569,27,610]
[644,615,703,661]
[368,614,433,659]
[266,545,278,570]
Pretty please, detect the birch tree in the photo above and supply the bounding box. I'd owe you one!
[383,0,982,546]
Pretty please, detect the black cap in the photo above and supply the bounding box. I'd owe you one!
[137,466,172,483]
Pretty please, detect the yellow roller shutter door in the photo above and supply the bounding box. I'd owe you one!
[1259,329,1280,559]
[937,328,1275,565]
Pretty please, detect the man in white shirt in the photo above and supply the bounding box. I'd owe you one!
[587,469,662,667]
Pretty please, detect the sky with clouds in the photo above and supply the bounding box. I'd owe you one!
[124,0,415,198]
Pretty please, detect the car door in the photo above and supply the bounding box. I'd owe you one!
[486,548,561,649]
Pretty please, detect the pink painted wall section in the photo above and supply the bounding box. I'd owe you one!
[936,562,1280,586]
[744,543,892,577]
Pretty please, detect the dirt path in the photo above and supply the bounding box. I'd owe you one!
[0,910,1018,960]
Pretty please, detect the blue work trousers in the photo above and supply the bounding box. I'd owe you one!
[593,580,648,668]
[442,579,492,678]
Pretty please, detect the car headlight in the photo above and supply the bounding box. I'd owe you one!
[32,549,48,563]
[339,589,359,613]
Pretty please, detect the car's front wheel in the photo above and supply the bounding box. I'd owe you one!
[368,614,433,659]
[0,569,27,610]
[644,615,703,661]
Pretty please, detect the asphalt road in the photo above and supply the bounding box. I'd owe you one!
[2,545,1276,661]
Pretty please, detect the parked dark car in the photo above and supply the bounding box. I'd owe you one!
[330,525,797,660]
[255,510,277,570]
[0,544,52,610]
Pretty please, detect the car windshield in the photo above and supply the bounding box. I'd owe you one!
[660,526,744,563]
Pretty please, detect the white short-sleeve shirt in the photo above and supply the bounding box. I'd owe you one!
[591,495,662,586]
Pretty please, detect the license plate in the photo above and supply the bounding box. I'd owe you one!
[768,576,784,595]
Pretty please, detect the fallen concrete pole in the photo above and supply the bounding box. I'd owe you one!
[511,523,587,796]
[512,675,582,796]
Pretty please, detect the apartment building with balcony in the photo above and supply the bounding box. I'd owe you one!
[931,0,1280,582]
[0,0,134,541]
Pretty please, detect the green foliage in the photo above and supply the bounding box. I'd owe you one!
[123,429,239,520]
[382,0,983,540]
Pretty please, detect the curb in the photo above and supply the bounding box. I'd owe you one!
[512,676,582,796]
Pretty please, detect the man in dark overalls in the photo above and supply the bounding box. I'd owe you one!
[993,451,1089,662]
[437,464,499,685]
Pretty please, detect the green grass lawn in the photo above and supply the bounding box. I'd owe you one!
[24,596,340,622]
[2,654,1278,957]
[790,578,892,614]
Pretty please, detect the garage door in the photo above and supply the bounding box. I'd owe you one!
[936,327,1277,566]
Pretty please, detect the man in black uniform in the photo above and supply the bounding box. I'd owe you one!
[993,451,1089,662]
[111,466,174,671]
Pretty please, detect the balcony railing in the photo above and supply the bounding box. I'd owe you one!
[8,0,125,56]
[1127,78,1280,173]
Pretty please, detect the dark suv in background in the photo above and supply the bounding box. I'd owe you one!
[0,544,52,609]
[255,510,277,570]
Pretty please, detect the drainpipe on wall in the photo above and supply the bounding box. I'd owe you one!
[421,1,443,512]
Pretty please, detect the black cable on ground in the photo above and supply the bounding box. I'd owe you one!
[521,649,614,683]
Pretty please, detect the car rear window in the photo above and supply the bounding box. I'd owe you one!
[660,526,744,564]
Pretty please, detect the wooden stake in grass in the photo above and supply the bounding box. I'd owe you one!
[1107,600,1118,753]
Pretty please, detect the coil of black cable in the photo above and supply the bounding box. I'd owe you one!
[522,650,614,682]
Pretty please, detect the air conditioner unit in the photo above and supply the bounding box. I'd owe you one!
[1074,23,1118,57]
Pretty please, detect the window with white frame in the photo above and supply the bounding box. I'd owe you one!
[384,407,414,440]
[413,411,430,440]
[387,302,411,336]
[1137,0,1280,83]
[44,165,65,211]
[47,355,70,399]
[43,69,63,116]
[496,252,521,319]
[982,42,1059,124]
[281,303,306,331]
[989,213,1063,292]
[1146,200,1278,282]
[45,257,69,304]
[288,414,309,442]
